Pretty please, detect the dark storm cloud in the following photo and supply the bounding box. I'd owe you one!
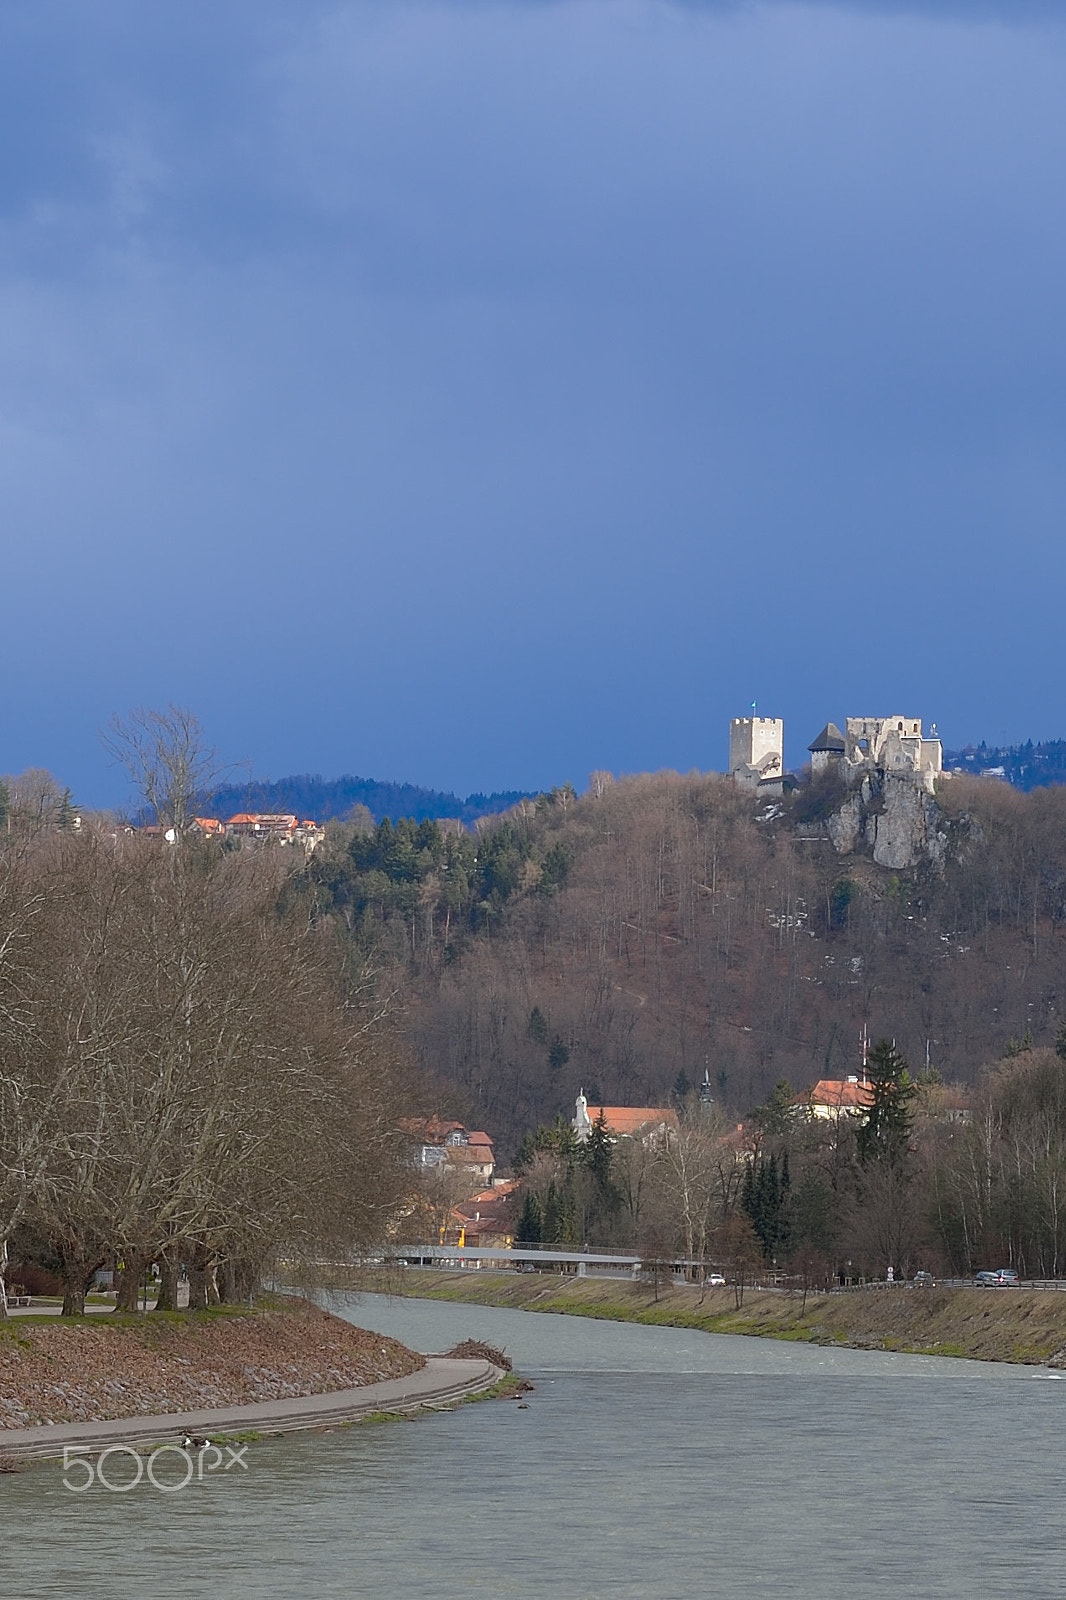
[1,1,1065,801]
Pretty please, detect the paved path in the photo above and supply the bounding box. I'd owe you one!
[0,1357,503,1462]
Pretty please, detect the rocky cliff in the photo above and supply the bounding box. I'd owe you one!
[823,772,951,869]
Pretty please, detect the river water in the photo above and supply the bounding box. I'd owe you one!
[5,1291,1065,1599]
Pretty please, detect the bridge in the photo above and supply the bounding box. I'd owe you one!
[381,1244,707,1279]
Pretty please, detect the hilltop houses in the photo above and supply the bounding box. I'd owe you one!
[183,813,325,849]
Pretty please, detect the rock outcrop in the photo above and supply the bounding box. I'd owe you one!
[820,772,951,870]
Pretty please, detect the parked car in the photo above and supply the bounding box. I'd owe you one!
[913,1271,935,1287]
[975,1268,1020,1286]
[704,1272,727,1287]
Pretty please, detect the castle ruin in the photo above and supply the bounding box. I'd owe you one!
[730,710,949,869]
[811,715,943,795]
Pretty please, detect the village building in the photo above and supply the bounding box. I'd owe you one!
[572,1092,678,1146]
[402,1118,496,1185]
[445,1179,518,1249]
[799,1077,874,1122]
[225,813,325,850]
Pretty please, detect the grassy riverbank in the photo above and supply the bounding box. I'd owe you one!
[0,1297,424,1428]
[348,1269,1066,1366]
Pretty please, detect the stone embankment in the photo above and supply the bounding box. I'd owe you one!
[0,1297,423,1430]
[363,1269,1066,1365]
[0,1355,504,1463]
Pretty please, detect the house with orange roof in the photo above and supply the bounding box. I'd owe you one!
[403,1118,495,1184]
[446,1180,518,1248]
[800,1077,874,1121]
[572,1091,678,1146]
[190,817,226,837]
[225,813,324,851]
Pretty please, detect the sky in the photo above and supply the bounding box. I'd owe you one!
[3,0,1066,807]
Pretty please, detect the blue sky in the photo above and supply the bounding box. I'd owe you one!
[3,0,1066,806]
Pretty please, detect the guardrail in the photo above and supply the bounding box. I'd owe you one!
[350,1250,1066,1293]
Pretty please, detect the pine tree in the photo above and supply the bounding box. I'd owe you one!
[857,1039,917,1165]
[741,1152,790,1260]
[579,1111,620,1242]
[515,1191,543,1246]
[542,1181,561,1244]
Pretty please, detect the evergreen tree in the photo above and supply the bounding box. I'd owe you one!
[513,1115,578,1174]
[741,1152,790,1260]
[548,1036,571,1072]
[788,1168,836,1257]
[527,1006,549,1047]
[857,1039,917,1166]
[751,1078,796,1140]
[557,1181,580,1248]
[515,1190,543,1246]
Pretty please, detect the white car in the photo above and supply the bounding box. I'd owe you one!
[705,1272,727,1286]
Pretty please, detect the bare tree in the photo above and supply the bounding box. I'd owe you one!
[103,705,220,832]
[0,824,413,1315]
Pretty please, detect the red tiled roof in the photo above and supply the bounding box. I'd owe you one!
[589,1106,679,1136]
[805,1079,874,1110]
[446,1146,494,1166]
[466,1181,518,1205]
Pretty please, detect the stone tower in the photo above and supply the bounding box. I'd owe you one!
[729,716,784,789]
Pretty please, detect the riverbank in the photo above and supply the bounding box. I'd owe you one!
[0,1296,424,1429]
[0,1354,507,1463]
[350,1269,1066,1365]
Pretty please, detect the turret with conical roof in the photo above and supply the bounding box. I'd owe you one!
[808,722,845,774]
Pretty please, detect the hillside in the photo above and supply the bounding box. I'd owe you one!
[293,772,1066,1152]
[203,773,537,826]
[944,739,1066,790]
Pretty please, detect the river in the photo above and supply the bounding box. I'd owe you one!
[5,1292,1065,1598]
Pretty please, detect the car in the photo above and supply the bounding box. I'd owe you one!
[975,1268,1020,1286]
[704,1272,727,1287]
[913,1271,935,1287]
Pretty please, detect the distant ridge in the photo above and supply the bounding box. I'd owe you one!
[202,773,539,827]
[944,740,1066,791]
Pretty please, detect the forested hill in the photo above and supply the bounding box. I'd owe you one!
[291,773,1066,1152]
[945,740,1066,790]
[203,773,538,826]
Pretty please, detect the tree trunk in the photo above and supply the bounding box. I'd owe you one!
[153,1248,179,1312]
[61,1260,89,1316]
[0,1237,8,1320]
[187,1245,214,1312]
[59,1239,98,1316]
[116,1255,148,1312]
